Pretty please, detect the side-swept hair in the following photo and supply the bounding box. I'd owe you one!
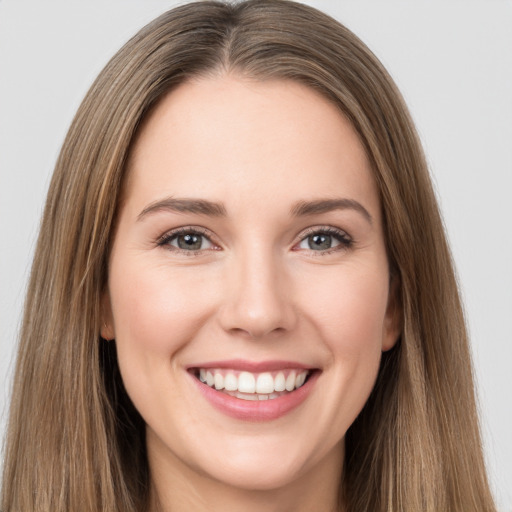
[1,1,495,510]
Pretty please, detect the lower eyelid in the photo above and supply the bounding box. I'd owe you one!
[156,228,217,250]
[299,239,351,250]
[298,228,351,242]
[156,227,352,253]
[172,234,213,249]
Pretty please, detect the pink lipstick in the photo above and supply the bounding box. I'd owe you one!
[187,360,319,421]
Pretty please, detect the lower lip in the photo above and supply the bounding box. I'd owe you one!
[190,371,319,421]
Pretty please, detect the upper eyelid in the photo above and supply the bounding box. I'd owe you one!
[296,225,352,241]
[155,224,352,248]
[293,226,353,253]
[156,226,218,245]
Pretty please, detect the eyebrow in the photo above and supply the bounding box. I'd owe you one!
[137,196,372,224]
[290,198,373,224]
[137,197,227,220]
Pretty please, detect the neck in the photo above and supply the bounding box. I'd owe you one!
[148,438,344,512]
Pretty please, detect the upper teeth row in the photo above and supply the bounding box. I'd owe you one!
[199,369,309,394]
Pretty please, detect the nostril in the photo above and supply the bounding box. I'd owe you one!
[227,325,289,340]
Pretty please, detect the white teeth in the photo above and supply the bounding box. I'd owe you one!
[233,392,275,401]
[197,368,311,396]
[285,371,296,392]
[256,372,274,394]
[237,391,258,401]
[274,372,286,392]
[295,372,306,388]
[224,373,238,391]
[214,373,224,390]
[238,372,256,393]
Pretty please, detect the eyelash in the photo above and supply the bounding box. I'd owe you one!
[156,225,353,255]
[295,226,353,255]
[156,226,219,256]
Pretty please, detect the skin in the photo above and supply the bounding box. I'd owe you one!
[102,75,400,512]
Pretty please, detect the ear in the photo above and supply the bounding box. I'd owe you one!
[100,289,115,341]
[382,274,402,352]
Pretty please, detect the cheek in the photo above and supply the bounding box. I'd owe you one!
[108,260,218,371]
[302,262,389,349]
[299,262,389,401]
[107,259,224,425]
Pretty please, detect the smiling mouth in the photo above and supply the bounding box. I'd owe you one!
[191,368,313,401]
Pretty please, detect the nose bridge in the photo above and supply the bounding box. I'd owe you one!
[219,240,294,338]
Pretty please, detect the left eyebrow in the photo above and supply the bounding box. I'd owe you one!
[290,198,373,225]
[137,197,227,221]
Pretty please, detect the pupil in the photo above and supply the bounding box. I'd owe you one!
[178,234,202,250]
[309,234,331,250]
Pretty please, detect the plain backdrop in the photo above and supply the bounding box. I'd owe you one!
[1,0,511,509]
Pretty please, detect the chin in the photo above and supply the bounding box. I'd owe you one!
[209,459,307,492]
[190,433,336,493]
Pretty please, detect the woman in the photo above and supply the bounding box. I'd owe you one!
[0,1,497,511]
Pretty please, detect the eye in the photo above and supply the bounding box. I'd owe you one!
[157,228,216,253]
[296,227,352,253]
[172,232,212,251]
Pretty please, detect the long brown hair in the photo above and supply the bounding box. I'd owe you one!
[1,1,496,510]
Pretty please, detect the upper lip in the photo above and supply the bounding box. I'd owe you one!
[187,359,316,373]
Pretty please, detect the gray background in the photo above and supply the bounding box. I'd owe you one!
[1,1,511,509]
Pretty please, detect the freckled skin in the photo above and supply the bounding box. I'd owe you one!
[102,76,400,512]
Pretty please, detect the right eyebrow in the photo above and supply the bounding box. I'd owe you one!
[137,197,227,221]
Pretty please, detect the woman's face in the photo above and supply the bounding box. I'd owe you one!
[103,76,399,493]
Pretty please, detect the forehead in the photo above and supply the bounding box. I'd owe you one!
[123,75,379,218]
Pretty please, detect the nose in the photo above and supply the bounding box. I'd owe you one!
[218,246,297,339]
